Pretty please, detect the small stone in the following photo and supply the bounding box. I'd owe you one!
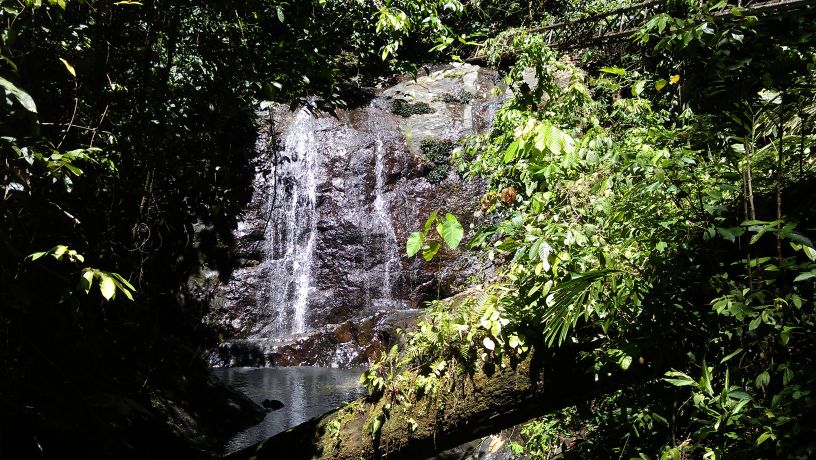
[262,399,285,411]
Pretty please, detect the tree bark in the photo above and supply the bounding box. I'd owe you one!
[226,345,653,460]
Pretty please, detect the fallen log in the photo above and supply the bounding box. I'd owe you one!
[226,345,654,460]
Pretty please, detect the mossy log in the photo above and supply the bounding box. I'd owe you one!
[226,346,651,460]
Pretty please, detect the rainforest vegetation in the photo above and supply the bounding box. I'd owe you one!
[1,0,815,459]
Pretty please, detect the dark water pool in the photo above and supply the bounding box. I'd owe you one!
[211,366,365,454]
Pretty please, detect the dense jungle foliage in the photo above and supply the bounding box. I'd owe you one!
[1,0,814,459]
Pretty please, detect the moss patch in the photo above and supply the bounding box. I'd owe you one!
[420,139,454,184]
[392,99,434,117]
[442,89,475,104]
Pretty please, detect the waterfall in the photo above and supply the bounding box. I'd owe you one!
[368,116,401,309]
[206,64,505,367]
[264,109,318,335]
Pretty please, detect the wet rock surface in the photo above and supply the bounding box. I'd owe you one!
[200,63,505,367]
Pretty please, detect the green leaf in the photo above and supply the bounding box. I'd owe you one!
[720,348,743,364]
[0,76,37,113]
[436,213,463,249]
[729,390,751,400]
[619,355,633,370]
[503,141,519,163]
[664,370,696,386]
[794,271,815,282]
[81,270,94,294]
[600,67,626,76]
[99,273,116,300]
[406,231,425,257]
[756,431,776,446]
[371,417,382,436]
[422,241,441,261]
[803,245,816,262]
[508,335,520,348]
[115,281,134,300]
[717,227,744,242]
[655,79,667,91]
[755,371,770,389]
[482,336,495,351]
[632,80,647,97]
[423,210,438,232]
[780,326,794,345]
[276,6,285,22]
[791,294,802,309]
[111,272,136,291]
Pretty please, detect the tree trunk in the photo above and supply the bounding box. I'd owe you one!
[226,345,652,460]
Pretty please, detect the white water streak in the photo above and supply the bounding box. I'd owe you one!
[265,110,318,335]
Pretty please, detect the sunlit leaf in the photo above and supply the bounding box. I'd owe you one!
[436,213,463,249]
[0,76,37,113]
[99,273,116,300]
[59,58,76,78]
[406,231,424,257]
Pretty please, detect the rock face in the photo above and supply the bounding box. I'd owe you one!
[202,64,505,367]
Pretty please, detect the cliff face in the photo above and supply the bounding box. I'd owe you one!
[200,63,506,367]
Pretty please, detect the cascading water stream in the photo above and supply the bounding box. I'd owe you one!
[264,109,318,335]
[368,113,401,309]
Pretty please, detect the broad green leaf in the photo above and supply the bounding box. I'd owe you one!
[436,213,463,249]
[794,271,815,282]
[756,431,776,446]
[632,80,646,97]
[52,245,67,259]
[406,231,424,257]
[482,336,495,351]
[422,241,441,261]
[803,245,816,262]
[780,326,794,345]
[508,335,520,348]
[755,371,770,389]
[729,390,751,400]
[655,79,667,91]
[791,294,802,309]
[371,417,382,435]
[0,76,37,112]
[81,270,94,294]
[99,273,116,300]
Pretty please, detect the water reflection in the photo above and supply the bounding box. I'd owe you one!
[212,366,365,454]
